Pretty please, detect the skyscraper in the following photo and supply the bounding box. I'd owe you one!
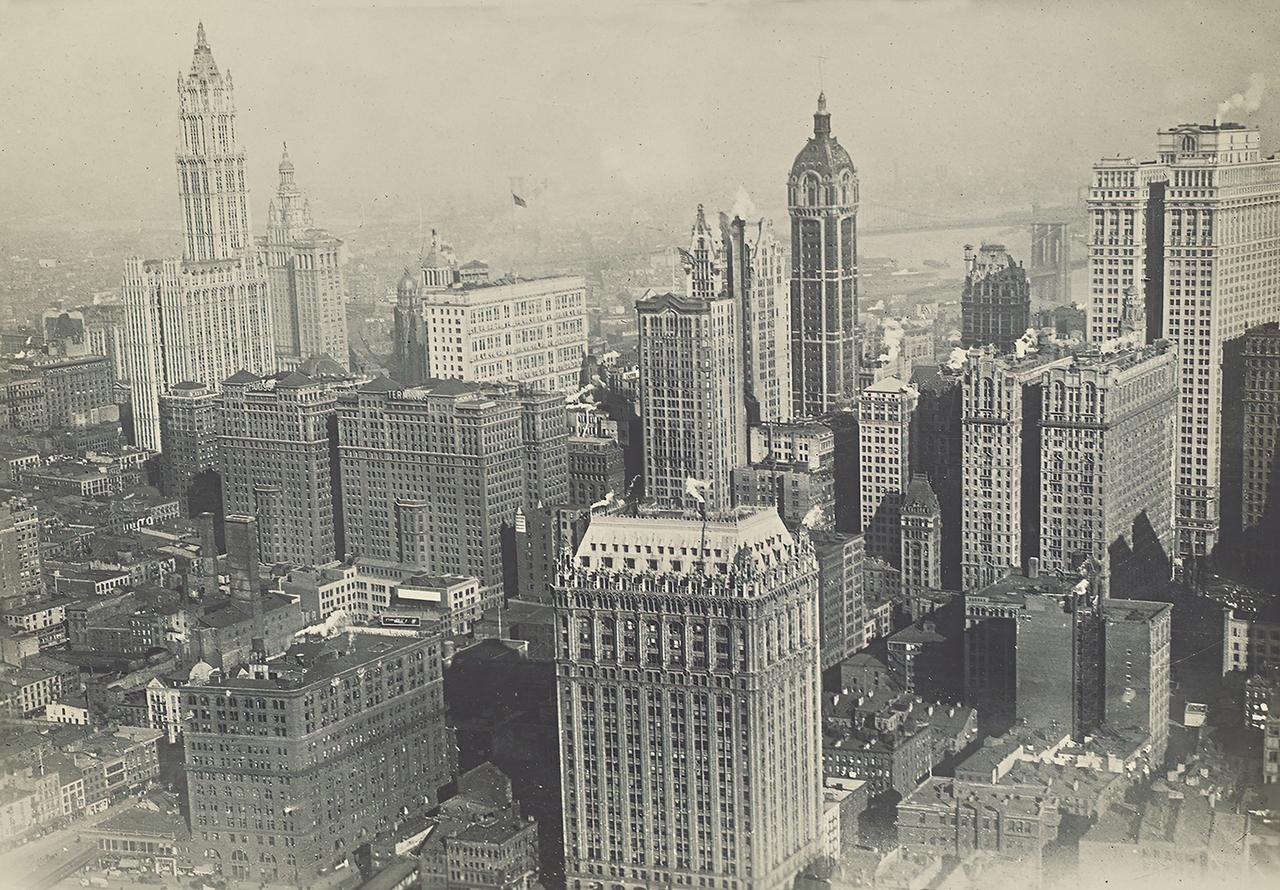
[1037,341,1177,595]
[725,215,793,424]
[219,370,345,567]
[637,292,747,511]
[556,509,822,888]
[685,203,723,300]
[121,25,275,451]
[961,349,1071,591]
[158,381,221,519]
[679,205,793,425]
[337,378,567,593]
[964,567,1169,758]
[858,376,917,565]
[1234,323,1280,579]
[909,363,964,590]
[961,243,1031,354]
[1089,123,1280,562]
[900,474,942,608]
[182,631,453,886]
[789,93,859,417]
[393,237,586,392]
[261,144,350,370]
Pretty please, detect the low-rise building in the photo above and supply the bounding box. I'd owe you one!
[1078,785,1250,888]
[822,689,978,799]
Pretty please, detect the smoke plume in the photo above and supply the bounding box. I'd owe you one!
[1218,73,1266,121]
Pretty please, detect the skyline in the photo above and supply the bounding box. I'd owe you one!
[2,0,1278,230]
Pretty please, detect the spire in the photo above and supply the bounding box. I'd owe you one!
[189,21,218,78]
[814,91,831,138]
[692,203,712,236]
[278,142,295,189]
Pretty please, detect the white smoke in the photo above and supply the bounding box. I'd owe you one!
[1013,328,1038,359]
[946,347,967,371]
[1218,73,1266,122]
[800,504,826,530]
[731,185,758,220]
[878,320,905,366]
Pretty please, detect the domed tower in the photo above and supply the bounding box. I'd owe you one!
[788,92,860,417]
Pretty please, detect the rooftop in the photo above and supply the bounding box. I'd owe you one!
[208,632,424,691]
[574,507,800,576]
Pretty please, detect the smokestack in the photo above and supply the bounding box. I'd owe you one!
[1028,556,1040,579]
[225,514,267,661]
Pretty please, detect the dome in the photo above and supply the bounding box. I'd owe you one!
[396,267,418,297]
[789,93,857,197]
[278,142,295,174]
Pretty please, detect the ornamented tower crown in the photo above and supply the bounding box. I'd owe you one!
[176,22,252,263]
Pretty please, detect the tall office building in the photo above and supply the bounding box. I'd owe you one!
[1037,342,1177,595]
[567,435,626,508]
[182,632,453,886]
[637,292,747,511]
[158,381,221,518]
[858,377,917,565]
[964,568,1170,761]
[685,204,723,300]
[1089,123,1280,562]
[722,214,793,425]
[961,349,1070,591]
[556,509,822,889]
[394,239,586,392]
[811,529,866,670]
[121,25,275,451]
[219,370,344,567]
[734,421,835,527]
[261,144,349,370]
[900,474,943,607]
[789,93,859,417]
[910,364,964,590]
[961,243,1031,354]
[1229,323,1280,577]
[338,378,567,592]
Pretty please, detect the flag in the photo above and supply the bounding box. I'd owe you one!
[512,193,527,208]
[685,477,710,505]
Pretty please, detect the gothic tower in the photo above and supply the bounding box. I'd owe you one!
[121,23,275,451]
[788,93,859,417]
[177,22,253,264]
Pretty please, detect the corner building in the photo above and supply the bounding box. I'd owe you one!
[182,632,453,886]
[556,509,822,889]
[789,93,859,417]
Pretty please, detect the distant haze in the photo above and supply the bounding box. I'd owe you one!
[1,0,1277,230]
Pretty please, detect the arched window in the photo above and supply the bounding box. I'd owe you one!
[840,170,855,205]
[804,173,821,207]
[1181,134,1196,153]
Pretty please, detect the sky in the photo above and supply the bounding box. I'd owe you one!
[0,0,1277,230]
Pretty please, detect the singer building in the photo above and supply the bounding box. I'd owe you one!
[555,508,823,890]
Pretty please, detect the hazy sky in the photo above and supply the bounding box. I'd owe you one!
[1,0,1277,228]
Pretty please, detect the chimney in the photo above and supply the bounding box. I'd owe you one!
[1028,557,1040,579]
